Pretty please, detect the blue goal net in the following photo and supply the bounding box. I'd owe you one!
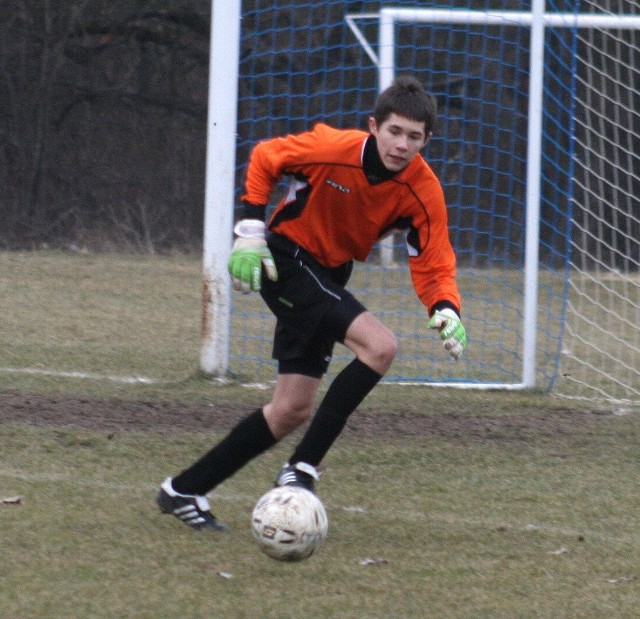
[228,0,638,398]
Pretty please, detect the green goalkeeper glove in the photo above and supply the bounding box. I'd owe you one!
[428,308,467,360]
[228,219,278,294]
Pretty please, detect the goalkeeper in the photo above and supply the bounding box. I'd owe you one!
[157,75,467,530]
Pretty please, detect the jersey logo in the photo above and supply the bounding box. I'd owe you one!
[325,179,351,193]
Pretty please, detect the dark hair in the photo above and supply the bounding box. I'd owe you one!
[373,75,437,134]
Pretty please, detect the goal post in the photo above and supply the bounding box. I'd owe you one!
[201,1,640,405]
[200,0,241,376]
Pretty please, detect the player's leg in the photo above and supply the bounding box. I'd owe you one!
[263,372,321,439]
[157,240,324,530]
[157,404,277,530]
[341,310,398,375]
[157,239,332,529]
[157,372,320,530]
[279,311,397,489]
[170,372,319,492]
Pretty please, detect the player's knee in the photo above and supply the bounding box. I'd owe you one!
[265,400,313,439]
[286,401,314,427]
[365,331,397,374]
[378,331,398,370]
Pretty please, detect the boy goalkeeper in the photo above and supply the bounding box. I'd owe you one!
[157,75,467,530]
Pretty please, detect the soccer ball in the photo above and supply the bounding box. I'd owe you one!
[251,486,328,562]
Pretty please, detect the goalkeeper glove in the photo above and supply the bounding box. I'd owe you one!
[228,219,278,293]
[428,308,467,360]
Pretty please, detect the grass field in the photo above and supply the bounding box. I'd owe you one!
[1,251,639,618]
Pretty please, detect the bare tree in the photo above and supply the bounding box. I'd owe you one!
[0,1,210,250]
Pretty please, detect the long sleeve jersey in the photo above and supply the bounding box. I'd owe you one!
[241,123,461,315]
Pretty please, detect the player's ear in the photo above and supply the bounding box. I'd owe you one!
[423,131,433,147]
[368,116,378,135]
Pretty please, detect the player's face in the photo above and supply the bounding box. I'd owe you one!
[368,113,430,172]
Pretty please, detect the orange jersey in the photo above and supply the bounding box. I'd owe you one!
[241,123,460,314]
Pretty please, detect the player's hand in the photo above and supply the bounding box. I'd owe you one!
[428,308,467,360]
[228,219,278,293]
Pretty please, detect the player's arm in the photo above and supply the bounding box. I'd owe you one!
[228,131,298,294]
[409,258,467,360]
[229,127,327,293]
[410,246,467,360]
[241,129,320,206]
[405,193,467,360]
[229,136,294,294]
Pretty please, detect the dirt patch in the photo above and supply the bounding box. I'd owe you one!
[0,389,612,443]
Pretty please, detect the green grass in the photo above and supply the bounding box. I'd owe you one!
[1,417,638,618]
[0,251,203,382]
[1,250,639,618]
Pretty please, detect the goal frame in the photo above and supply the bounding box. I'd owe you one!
[201,2,640,391]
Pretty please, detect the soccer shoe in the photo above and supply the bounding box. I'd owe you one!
[156,477,228,532]
[274,462,320,493]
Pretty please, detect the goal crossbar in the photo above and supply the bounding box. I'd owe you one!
[347,9,640,68]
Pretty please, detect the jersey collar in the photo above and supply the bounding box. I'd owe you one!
[362,136,399,185]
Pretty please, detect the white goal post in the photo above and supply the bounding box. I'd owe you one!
[200,0,241,376]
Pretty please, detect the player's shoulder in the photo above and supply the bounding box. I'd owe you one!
[299,123,367,162]
[310,123,368,144]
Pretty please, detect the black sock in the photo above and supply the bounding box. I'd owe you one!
[289,358,382,467]
[172,408,277,496]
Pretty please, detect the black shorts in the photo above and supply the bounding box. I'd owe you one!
[259,233,367,377]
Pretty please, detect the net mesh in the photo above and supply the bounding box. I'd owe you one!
[229,1,639,404]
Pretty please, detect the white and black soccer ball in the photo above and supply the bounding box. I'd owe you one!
[251,486,328,562]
